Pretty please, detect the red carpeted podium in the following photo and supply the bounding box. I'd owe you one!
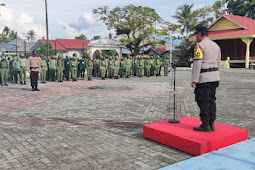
[143,117,248,156]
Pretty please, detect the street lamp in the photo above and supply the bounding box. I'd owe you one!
[0,3,5,17]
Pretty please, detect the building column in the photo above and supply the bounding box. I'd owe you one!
[241,38,253,68]
[120,47,123,58]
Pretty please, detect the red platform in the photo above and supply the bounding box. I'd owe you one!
[143,117,248,156]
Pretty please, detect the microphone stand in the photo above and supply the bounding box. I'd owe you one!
[168,62,180,124]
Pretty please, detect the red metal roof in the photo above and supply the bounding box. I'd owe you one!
[40,39,67,51]
[190,14,255,40]
[56,39,90,50]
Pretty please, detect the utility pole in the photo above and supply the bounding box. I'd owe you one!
[16,32,18,56]
[45,0,49,58]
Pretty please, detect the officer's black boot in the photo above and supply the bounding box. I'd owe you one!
[193,123,211,132]
[32,86,35,91]
[210,122,215,131]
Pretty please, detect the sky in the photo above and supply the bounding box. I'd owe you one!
[0,0,219,40]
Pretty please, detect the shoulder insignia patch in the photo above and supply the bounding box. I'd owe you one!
[194,44,203,60]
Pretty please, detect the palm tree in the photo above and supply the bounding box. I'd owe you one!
[9,30,17,40]
[172,4,199,38]
[212,0,226,19]
[3,26,10,36]
[27,30,37,41]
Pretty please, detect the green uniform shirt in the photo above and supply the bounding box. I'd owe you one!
[19,58,27,67]
[49,59,56,69]
[13,59,21,70]
[40,59,48,70]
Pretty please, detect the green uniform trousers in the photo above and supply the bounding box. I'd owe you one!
[1,69,8,85]
[100,67,106,78]
[19,66,26,83]
[71,68,77,80]
[50,69,56,81]
[87,67,93,80]
[40,69,47,83]
[57,67,63,81]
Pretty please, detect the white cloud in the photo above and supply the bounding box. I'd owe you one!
[0,6,45,40]
[58,12,109,39]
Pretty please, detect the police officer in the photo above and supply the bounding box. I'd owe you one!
[155,56,161,76]
[163,56,170,76]
[27,52,41,91]
[108,56,114,78]
[192,27,221,132]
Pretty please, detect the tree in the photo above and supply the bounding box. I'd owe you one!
[75,34,87,40]
[9,31,17,40]
[27,30,36,41]
[212,0,227,19]
[226,0,255,19]
[172,4,199,38]
[37,44,56,56]
[3,26,10,36]
[93,5,163,56]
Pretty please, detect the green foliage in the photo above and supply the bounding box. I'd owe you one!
[37,44,57,56]
[0,26,17,43]
[226,0,255,19]
[75,34,87,40]
[102,50,117,56]
[93,4,163,56]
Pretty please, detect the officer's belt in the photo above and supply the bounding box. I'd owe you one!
[200,67,218,73]
[30,67,39,69]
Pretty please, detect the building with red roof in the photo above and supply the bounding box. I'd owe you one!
[32,39,90,58]
[190,14,255,68]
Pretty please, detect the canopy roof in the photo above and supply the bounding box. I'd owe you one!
[88,38,125,48]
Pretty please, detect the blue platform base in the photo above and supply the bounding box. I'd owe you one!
[160,138,255,170]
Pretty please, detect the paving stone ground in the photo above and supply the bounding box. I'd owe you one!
[0,68,254,170]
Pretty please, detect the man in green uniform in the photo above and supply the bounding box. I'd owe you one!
[64,56,71,81]
[144,56,151,77]
[40,55,47,83]
[163,56,170,76]
[71,54,78,81]
[108,56,114,78]
[13,56,21,83]
[49,55,57,81]
[79,56,86,80]
[86,56,93,81]
[132,56,138,76]
[0,55,9,86]
[104,56,109,78]
[155,56,161,76]
[124,56,131,78]
[46,56,50,81]
[138,56,144,77]
[56,55,64,82]
[9,56,15,83]
[94,57,100,77]
[119,57,125,78]
[150,56,155,76]
[113,56,120,79]
[19,53,27,85]
[100,57,106,80]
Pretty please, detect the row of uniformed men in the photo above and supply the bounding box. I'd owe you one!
[0,53,170,86]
